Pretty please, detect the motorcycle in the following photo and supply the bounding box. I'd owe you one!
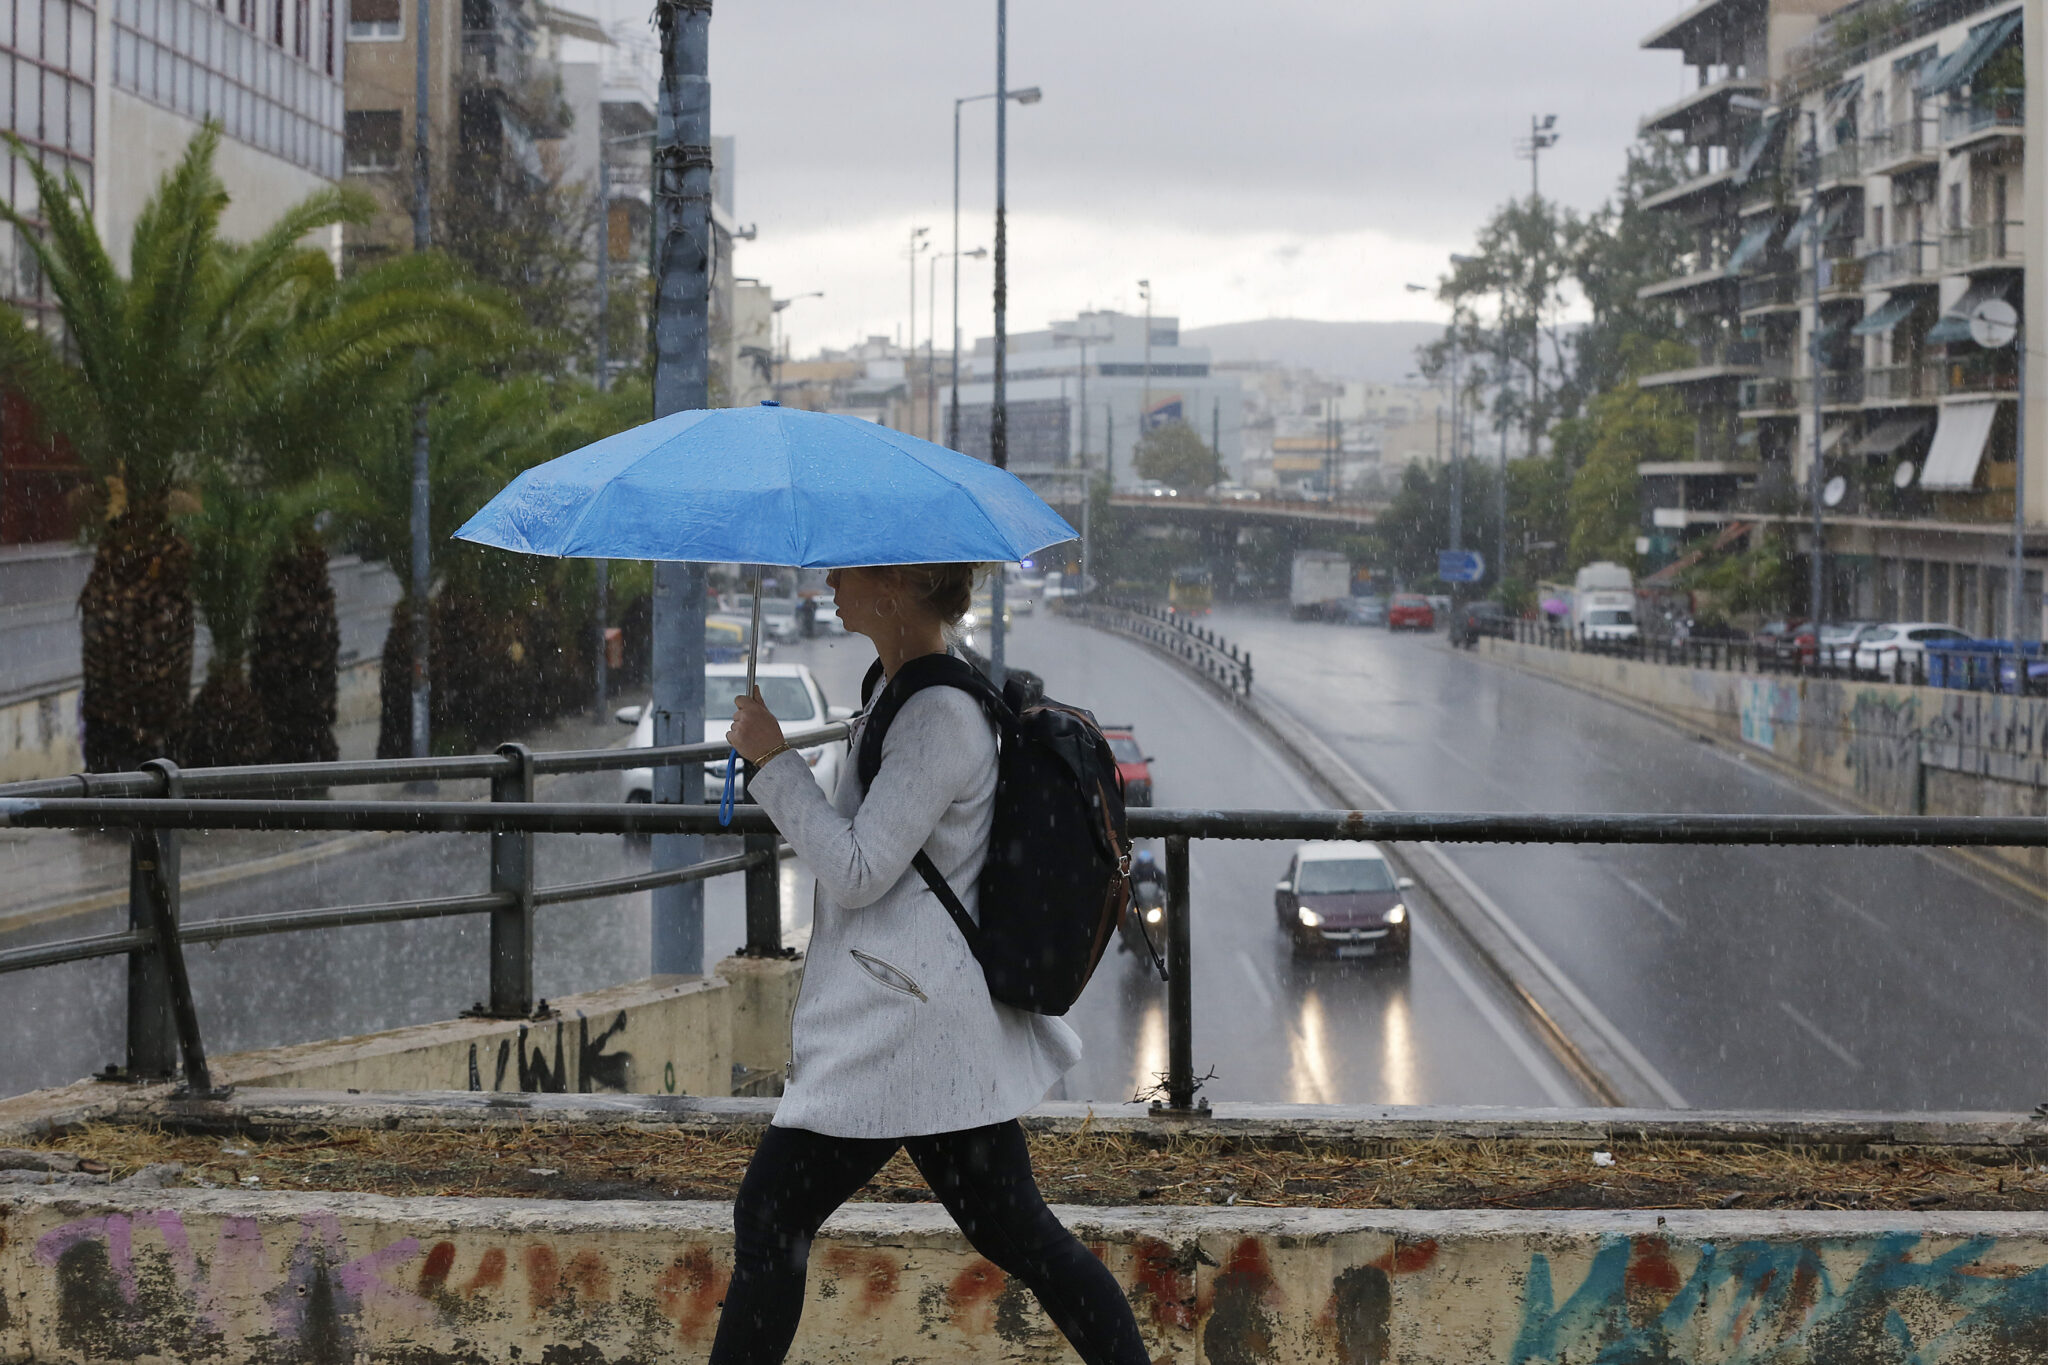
[1120,875,1169,965]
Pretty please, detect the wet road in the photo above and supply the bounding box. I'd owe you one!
[0,614,1576,1108]
[1216,606,2048,1112]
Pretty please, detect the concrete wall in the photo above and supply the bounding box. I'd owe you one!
[220,976,734,1100]
[4,1184,2045,1363]
[1480,638,2048,881]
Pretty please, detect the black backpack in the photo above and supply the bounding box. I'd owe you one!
[857,653,1131,1015]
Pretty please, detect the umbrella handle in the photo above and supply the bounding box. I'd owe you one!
[719,747,739,826]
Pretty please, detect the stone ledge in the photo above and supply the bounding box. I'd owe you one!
[5,1183,2046,1363]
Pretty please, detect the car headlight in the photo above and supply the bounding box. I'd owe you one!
[1385,903,1406,925]
[1144,906,1163,924]
[1297,907,1322,928]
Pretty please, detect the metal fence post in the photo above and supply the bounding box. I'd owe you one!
[488,743,536,1017]
[743,833,781,954]
[125,760,182,1079]
[1151,833,1206,1116]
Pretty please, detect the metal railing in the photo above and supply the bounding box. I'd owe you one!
[1860,239,1938,288]
[1942,90,2023,144]
[1942,221,2024,271]
[11,783,2048,1115]
[1740,375,1799,413]
[1865,117,1938,168]
[1943,350,2020,397]
[1062,598,1253,697]
[1865,360,1942,404]
[1488,617,2048,697]
[1739,271,1799,314]
[0,725,852,1095]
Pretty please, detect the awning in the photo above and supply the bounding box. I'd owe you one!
[1784,200,1850,253]
[1821,422,1854,455]
[1725,223,1775,275]
[1824,75,1866,122]
[1851,295,1918,335]
[1854,417,1931,456]
[1919,400,1999,489]
[1920,10,2022,96]
[1927,277,2015,345]
[1734,111,1788,185]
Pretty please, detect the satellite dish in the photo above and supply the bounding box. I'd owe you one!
[1970,297,2019,349]
[1893,460,1918,490]
[1823,475,1849,507]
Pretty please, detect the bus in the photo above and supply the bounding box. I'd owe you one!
[1168,566,1213,616]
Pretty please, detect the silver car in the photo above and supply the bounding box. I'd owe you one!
[618,662,854,810]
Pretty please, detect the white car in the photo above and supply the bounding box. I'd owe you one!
[1212,483,1261,502]
[756,596,802,643]
[806,592,851,635]
[618,662,854,807]
[1852,622,1972,674]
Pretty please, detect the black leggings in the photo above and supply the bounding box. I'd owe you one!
[709,1121,1149,1364]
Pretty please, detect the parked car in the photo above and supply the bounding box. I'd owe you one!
[1448,600,1508,647]
[1274,841,1413,960]
[1101,725,1153,806]
[1819,620,1881,666]
[705,615,772,663]
[1341,595,1388,627]
[1212,483,1262,502]
[1754,618,1809,663]
[618,662,852,809]
[1137,479,1176,498]
[1852,622,1973,675]
[756,596,802,643]
[1387,593,1435,631]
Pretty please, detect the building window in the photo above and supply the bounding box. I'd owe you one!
[344,107,402,171]
[347,0,399,39]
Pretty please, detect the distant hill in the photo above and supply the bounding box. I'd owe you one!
[1180,319,1442,384]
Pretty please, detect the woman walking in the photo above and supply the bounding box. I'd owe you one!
[713,561,1149,1364]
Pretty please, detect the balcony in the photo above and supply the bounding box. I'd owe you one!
[1740,375,1798,414]
[1739,271,1799,315]
[1941,351,2019,398]
[1801,251,1864,299]
[1864,360,1942,406]
[1792,371,1865,408]
[1860,240,1938,289]
[1814,142,1860,187]
[1941,221,2024,273]
[1637,265,1738,303]
[1641,167,1737,215]
[1638,76,1769,136]
[1637,338,1762,390]
[1942,90,2023,149]
[1864,117,1939,174]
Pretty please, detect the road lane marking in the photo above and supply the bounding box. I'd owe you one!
[1777,999,1864,1071]
[1818,885,1888,934]
[1608,869,1682,928]
[1410,918,1580,1106]
[1234,950,1276,1012]
[1251,686,1692,1109]
[1122,645,1584,1105]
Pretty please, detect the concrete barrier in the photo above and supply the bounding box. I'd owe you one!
[4,1180,2045,1363]
[1479,637,2048,883]
[214,975,734,1100]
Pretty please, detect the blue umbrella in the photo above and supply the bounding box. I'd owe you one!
[454,402,1078,822]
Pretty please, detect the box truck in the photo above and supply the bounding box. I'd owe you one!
[1290,550,1352,620]
[1571,562,1639,641]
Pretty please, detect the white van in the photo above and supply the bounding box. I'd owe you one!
[1571,562,1639,642]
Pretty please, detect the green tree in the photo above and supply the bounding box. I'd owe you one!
[1563,338,1695,569]
[1563,138,1694,415]
[1135,419,1221,492]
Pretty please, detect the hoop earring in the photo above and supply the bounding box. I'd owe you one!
[875,595,900,620]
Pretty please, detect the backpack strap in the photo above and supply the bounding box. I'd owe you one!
[855,652,1009,790]
[910,851,985,954]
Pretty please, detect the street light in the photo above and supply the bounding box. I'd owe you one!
[770,290,824,401]
[1137,279,1153,485]
[950,83,1043,451]
[930,248,985,440]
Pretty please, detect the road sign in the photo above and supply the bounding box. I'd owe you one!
[1438,549,1485,584]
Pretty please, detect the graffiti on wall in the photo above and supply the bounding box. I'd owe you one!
[1922,691,2048,787]
[462,1009,636,1096]
[1513,1231,2048,1364]
[1845,690,1922,812]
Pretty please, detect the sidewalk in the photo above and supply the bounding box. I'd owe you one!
[0,707,633,936]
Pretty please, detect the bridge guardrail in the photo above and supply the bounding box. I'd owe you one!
[1062,598,1252,697]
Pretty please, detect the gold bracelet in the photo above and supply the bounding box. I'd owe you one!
[751,741,794,767]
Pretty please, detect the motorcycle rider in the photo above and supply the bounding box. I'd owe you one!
[1130,848,1166,905]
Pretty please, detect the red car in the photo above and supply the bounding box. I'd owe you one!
[1388,593,1435,632]
[1102,726,1153,806]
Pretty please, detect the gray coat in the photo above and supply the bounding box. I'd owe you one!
[749,685,1083,1138]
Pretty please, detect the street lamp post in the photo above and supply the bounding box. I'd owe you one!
[906,225,928,429]
[770,290,824,401]
[1138,279,1153,476]
[930,248,984,441]
[591,131,656,723]
[951,83,1041,452]
[1804,109,1826,630]
[408,0,432,759]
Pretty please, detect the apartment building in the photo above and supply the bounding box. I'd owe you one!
[1640,0,2048,635]
[3,0,345,542]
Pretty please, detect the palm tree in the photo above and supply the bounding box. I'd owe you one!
[251,526,341,765]
[0,125,502,771]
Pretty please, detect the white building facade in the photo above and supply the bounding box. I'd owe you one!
[944,310,1245,488]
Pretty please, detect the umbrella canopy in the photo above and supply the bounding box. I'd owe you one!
[453,403,1076,568]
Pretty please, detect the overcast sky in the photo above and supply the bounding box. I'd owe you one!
[635,1,1698,357]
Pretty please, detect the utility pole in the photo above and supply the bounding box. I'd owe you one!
[408,0,432,759]
[650,0,712,976]
[1804,109,1826,629]
[1138,279,1153,478]
[591,131,648,723]
[988,0,1010,683]
[1448,311,1463,554]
